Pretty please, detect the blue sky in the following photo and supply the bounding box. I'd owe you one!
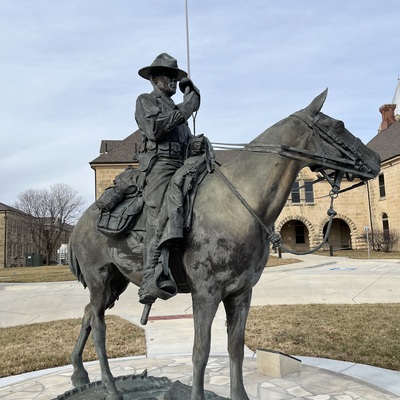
[1,0,399,207]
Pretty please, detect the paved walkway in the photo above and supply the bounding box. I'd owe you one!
[1,254,400,399]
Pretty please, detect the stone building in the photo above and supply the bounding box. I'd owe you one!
[0,202,73,268]
[0,203,40,267]
[365,80,400,251]
[90,132,141,199]
[276,80,400,252]
[274,168,370,252]
[90,82,400,253]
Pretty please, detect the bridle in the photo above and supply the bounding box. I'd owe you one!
[212,111,373,255]
[213,111,375,181]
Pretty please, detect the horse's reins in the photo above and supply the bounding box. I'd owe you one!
[215,167,342,256]
[212,113,374,181]
[212,111,370,256]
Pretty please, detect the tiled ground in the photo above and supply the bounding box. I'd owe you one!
[0,356,398,400]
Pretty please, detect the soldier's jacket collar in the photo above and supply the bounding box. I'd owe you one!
[152,87,176,108]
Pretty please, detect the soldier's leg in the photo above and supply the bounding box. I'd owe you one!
[139,207,177,304]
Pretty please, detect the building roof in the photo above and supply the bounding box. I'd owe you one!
[90,130,239,165]
[0,202,25,214]
[367,80,400,163]
[367,120,400,162]
[90,131,143,165]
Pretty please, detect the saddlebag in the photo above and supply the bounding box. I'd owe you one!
[96,194,144,238]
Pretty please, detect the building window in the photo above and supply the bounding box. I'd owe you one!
[294,221,305,243]
[382,213,390,240]
[304,181,314,203]
[291,182,300,203]
[379,174,386,198]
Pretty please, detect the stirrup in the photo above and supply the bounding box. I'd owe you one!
[139,263,177,304]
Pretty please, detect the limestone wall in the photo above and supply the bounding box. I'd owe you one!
[90,158,400,253]
[275,168,371,251]
[93,164,137,199]
[0,213,5,268]
[367,157,400,251]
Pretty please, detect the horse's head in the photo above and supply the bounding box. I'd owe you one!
[292,89,380,181]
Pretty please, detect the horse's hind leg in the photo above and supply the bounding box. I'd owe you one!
[70,303,92,387]
[223,290,252,400]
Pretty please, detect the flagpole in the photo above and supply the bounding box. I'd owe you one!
[185,0,191,78]
[185,0,197,134]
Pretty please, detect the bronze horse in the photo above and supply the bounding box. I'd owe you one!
[68,90,380,400]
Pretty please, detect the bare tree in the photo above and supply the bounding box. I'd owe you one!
[365,229,400,253]
[14,184,86,265]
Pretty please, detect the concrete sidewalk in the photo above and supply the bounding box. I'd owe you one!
[1,254,400,399]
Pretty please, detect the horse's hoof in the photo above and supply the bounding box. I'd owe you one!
[71,371,90,388]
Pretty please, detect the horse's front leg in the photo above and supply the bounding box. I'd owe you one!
[191,293,219,400]
[70,303,92,387]
[90,293,122,400]
[223,289,252,400]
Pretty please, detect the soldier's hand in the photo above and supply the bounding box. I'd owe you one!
[179,78,200,96]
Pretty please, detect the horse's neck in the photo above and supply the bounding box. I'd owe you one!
[221,118,311,226]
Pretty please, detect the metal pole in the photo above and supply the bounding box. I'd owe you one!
[366,181,374,249]
[185,0,191,78]
[184,0,197,134]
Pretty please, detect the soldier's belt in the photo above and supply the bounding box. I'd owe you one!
[145,141,184,159]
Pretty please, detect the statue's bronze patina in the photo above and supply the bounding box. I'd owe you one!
[135,53,201,304]
[67,57,380,400]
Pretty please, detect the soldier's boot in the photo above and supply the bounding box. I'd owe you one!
[139,228,177,304]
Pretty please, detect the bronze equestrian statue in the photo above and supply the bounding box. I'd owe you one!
[68,55,380,400]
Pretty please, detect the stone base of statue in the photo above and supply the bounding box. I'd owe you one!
[54,372,228,400]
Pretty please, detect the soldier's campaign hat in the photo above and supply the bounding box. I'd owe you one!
[138,53,187,80]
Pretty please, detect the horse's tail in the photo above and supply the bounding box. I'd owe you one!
[68,241,87,288]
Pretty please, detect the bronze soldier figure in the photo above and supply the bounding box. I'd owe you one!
[135,53,200,304]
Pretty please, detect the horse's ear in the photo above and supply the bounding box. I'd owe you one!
[303,88,328,116]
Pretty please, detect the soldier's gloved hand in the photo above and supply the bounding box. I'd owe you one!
[179,77,200,97]
[177,90,200,121]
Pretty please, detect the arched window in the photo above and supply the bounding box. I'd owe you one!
[382,213,389,240]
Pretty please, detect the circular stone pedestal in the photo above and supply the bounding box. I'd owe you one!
[55,373,228,400]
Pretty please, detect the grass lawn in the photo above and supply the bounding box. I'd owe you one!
[246,303,400,372]
[0,265,76,283]
[0,316,146,378]
[329,249,400,259]
[1,250,400,377]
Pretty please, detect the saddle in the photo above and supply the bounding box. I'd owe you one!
[95,158,210,293]
[95,137,215,296]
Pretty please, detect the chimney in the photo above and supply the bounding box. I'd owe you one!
[379,104,396,131]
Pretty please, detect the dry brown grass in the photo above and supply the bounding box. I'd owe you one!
[2,253,400,376]
[266,255,301,267]
[0,316,146,378]
[328,249,400,259]
[0,265,75,283]
[246,304,400,371]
